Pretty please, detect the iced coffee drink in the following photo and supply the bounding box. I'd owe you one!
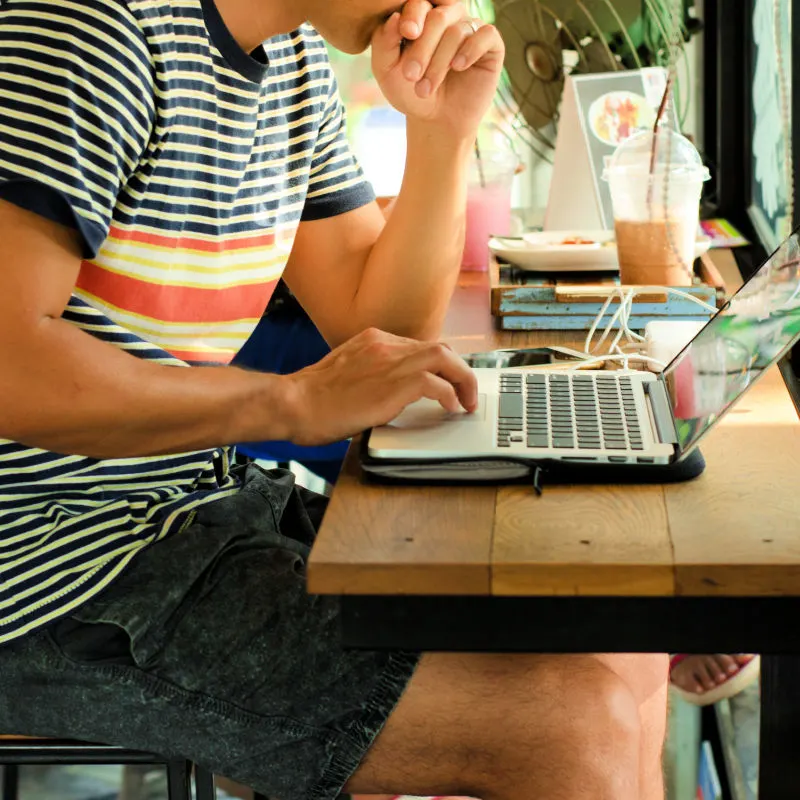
[604,129,709,287]
[614,217,696,286]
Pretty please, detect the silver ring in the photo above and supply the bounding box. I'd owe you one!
[467,18,481,33]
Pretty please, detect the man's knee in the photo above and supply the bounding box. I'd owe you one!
[562,660,641,750]
[463,654,642,756]
[462,660,641,799]
[554,664,642,798]
[597,653,670,706]
[349,653,646,799]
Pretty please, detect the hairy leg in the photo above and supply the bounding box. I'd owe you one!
[345,653,655,800]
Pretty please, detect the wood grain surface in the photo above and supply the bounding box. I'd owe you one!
[491,483,674,596]
[306,443,497,595]
[667,368,800,596]
[309,250,800,598]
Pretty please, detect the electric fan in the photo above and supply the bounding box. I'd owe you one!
[470,0,702,159]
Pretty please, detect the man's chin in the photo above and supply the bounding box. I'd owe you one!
[325,36,370,55]
[312,22,372,55]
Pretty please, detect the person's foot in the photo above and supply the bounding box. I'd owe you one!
[671,654,754,694]
[669,654,759,706]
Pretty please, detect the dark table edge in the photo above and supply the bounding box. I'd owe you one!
[339,595,800,653]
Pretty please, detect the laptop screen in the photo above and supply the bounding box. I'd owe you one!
[664,231,800,453]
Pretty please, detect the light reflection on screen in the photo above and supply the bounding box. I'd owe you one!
[665,232,800,452]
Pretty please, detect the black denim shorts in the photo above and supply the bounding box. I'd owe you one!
[0,465,420,800]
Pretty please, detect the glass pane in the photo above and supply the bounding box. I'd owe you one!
[326,47,407,198]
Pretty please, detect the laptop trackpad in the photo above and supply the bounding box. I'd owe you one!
[388,394,487,429]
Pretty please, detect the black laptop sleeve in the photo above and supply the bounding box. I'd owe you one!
[359,431,706,489]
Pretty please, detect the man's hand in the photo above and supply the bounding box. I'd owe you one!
[280,328,478,446]
[371,0,504,139]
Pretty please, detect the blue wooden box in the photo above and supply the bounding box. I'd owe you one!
[490,257,726,332]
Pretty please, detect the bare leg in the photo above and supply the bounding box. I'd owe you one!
[596,653,669,800]
[345,653,667,800]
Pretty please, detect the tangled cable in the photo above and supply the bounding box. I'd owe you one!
[554,285,719,372]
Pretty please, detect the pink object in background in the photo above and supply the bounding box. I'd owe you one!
[671,353,696,419]
[462,181,513,271]
[461,150,517,272]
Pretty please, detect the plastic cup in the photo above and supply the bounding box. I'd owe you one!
[604,129,710,287]
[462,151,517,272]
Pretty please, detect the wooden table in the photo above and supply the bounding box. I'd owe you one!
[308,251,800,799]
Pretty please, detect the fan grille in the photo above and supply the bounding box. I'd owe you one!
[477,0,691,154]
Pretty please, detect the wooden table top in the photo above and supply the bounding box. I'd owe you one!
[308,251,800,599]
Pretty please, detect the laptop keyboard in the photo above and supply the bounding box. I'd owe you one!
[497,372,644,451]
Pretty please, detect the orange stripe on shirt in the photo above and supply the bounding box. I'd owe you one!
[168,348,235,365]
[107,225,277,254]
[76,261,277,323]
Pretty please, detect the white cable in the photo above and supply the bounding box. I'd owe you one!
[569,352,669,370]
[566,284,717,373]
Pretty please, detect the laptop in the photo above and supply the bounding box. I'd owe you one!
[363,230,800,481]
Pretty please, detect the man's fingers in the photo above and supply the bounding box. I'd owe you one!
[431,346,480,413]
[418,19,472,97]
[400,3,466,86]
[371,11,403,73]
[404,342,479,412]
[398,0,433,41]
[454,374,479,413]
[450,23,504,72]
[418,372,462,414]
[346,332,478,415]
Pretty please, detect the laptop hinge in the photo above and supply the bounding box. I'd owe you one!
[644,379,679,444]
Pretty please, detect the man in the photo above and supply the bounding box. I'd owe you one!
[0,0,668,797]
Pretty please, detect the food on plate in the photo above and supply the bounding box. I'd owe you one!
[559,236,616,248]
[561,236,599,245]
[588,91,656,147]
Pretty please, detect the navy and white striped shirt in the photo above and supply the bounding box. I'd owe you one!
[0,0,374,643]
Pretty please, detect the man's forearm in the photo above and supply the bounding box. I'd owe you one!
[0,318,295,459]
[354,123,473,340]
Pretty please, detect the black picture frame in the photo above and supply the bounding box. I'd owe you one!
[705,0,800,263]
[703,0,800,388]
[701,0,748,235]
[745,0,799,252]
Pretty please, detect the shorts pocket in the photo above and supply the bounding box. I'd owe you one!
[49,614,139,668]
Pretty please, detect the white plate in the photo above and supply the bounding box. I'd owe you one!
[489,231,713,273]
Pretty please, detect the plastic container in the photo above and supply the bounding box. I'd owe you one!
[604,128,710,286]
[462,150,518,272]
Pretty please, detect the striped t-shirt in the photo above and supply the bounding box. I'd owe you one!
[0,0,374,643]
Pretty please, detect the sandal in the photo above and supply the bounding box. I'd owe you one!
[669,654,760,707]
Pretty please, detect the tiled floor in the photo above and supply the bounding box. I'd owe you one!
[4,764,132,800]
[0,764,238,800]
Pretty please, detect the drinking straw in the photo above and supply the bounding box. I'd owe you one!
[647,71,675,208]
[474,138,486,188]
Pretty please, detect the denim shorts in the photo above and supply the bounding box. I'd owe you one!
[0,465,420,800]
